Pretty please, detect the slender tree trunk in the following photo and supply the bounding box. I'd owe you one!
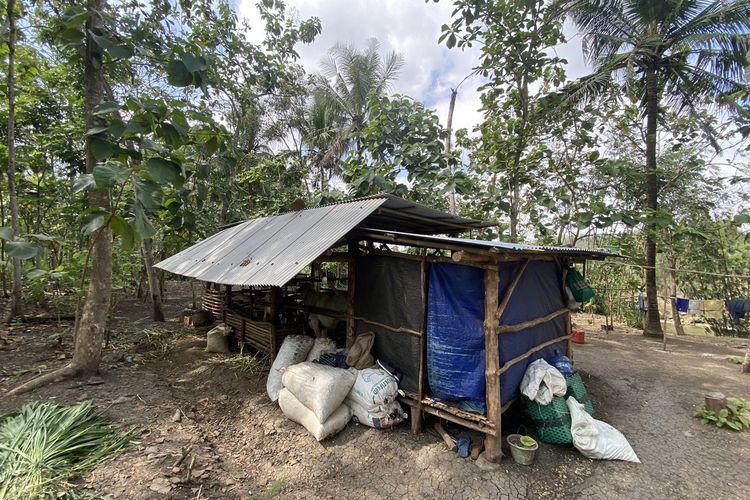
[445,88,458,215]
[667,252,685,336]
[142,238,164,321]
[5,0,23,323]
[643,69,663,337]
[9,0,111,395]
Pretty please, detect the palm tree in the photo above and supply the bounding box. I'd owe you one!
[316,38,404,143]
[559,0,750,336]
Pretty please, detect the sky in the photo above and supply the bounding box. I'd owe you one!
[234,0,591,134]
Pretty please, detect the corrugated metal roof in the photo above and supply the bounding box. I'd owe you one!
[154,197,387,286]
[359,228,620,259]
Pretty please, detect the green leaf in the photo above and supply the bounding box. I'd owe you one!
[90,137,116,161]
[0,227,14,241]
[110,215,137,251]
[6,241,40,260]
[85,125,110,136]
[133,204,156,239]
[92,101,120,115]
[82,214,106,235]
[27,233,57,242]
[89,32,134,59]
[734,213,750,225]
[93,162,130,188]
[135,179,164,210]
[182,53,208,73]
[26,268,48,280]
[166,59,192,87]
[145,157,181,185]
[73,174,96,193]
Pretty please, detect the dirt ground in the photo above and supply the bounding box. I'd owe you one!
[1,282,749,499]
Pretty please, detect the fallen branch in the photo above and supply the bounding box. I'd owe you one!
[7,363,83,396]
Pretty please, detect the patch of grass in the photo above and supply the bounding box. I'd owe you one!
[0,401,131,499]
[248,478,287,500]
[727,356,743,364]
[213,350,271,376]
[121,326,190,360]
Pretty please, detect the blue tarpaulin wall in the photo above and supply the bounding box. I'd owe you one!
[426,261,568,412]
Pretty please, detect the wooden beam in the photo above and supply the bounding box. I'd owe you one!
[483,267,503,462]
[497,307,569,334]
[498,334,571,375]
[495,259,528,320]
[413,253,428,434]
[346,253,356,347]
[451,250,498,265]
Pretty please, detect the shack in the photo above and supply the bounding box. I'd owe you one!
[155,194,614,461]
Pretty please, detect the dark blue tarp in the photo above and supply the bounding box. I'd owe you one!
[426,264,486,413]
[426,261,568,413]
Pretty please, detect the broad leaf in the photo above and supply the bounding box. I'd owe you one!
[166,59,192,87]
[93,162,129,188]
[6,241,40,260]
[0,227,14,241]
[82,214,106,235]
[133,204,156,239]
[73,174,96,193]
[110,215,137,251]
[92,101,120,115]
[90,137,116,161]
[145,157,181,185]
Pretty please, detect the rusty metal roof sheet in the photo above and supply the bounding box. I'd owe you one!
[154,197,388,286]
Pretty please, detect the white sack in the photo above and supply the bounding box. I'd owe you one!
[266,335,314,402]
[566,397,640,463]
[282,362,357,423]
[205,323,232,353]
[278,388,351,441]
[520,359,567,405]
[306,337,337,362]
[346,398,405,429]
[348,368,399,410]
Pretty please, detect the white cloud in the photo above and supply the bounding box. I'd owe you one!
[235,0,588,134]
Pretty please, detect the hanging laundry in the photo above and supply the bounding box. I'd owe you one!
[674,298,689,313]
[688,299,704,316]
[703,300,724,320]
[725,299,750,323]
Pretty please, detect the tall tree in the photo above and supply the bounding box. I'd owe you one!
[558,0,750,336]
[4,0,23,322]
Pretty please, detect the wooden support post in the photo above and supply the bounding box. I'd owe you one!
[412,254,428,434]
[269,287,278,326]
[484,266,502,462]
[566,310,573,361]
[346,257,356,347]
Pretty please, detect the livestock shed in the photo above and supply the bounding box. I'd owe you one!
[155,194,615,461]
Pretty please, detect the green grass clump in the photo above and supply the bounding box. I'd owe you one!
[0,401,131,499]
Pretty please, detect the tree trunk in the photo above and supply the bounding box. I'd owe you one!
[445,88,458,215]
[667,252,685,336]
[9,0,111,395]
[142,238,165,321]
[4,0,23,323]
[643,69,663,337]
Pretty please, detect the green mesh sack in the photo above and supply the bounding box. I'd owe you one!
[526,396,572,444]
[565,373,594,416]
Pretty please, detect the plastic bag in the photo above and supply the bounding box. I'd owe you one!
[565,267,594,303]
[282,362,356,423]
[520,359,567,405]
[566,397,640,463]
[547,350,574,377]
[266,335,314,402]
[278,388,351,441]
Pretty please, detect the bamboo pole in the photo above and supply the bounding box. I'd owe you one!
[495,260,529,320]
[496,307,569,334]
[483,267,502,462]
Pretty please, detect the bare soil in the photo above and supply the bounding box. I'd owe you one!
[1,283,749,499]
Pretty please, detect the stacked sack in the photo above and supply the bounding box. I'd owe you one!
[346,368,405,429]
[279,362,356,441]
